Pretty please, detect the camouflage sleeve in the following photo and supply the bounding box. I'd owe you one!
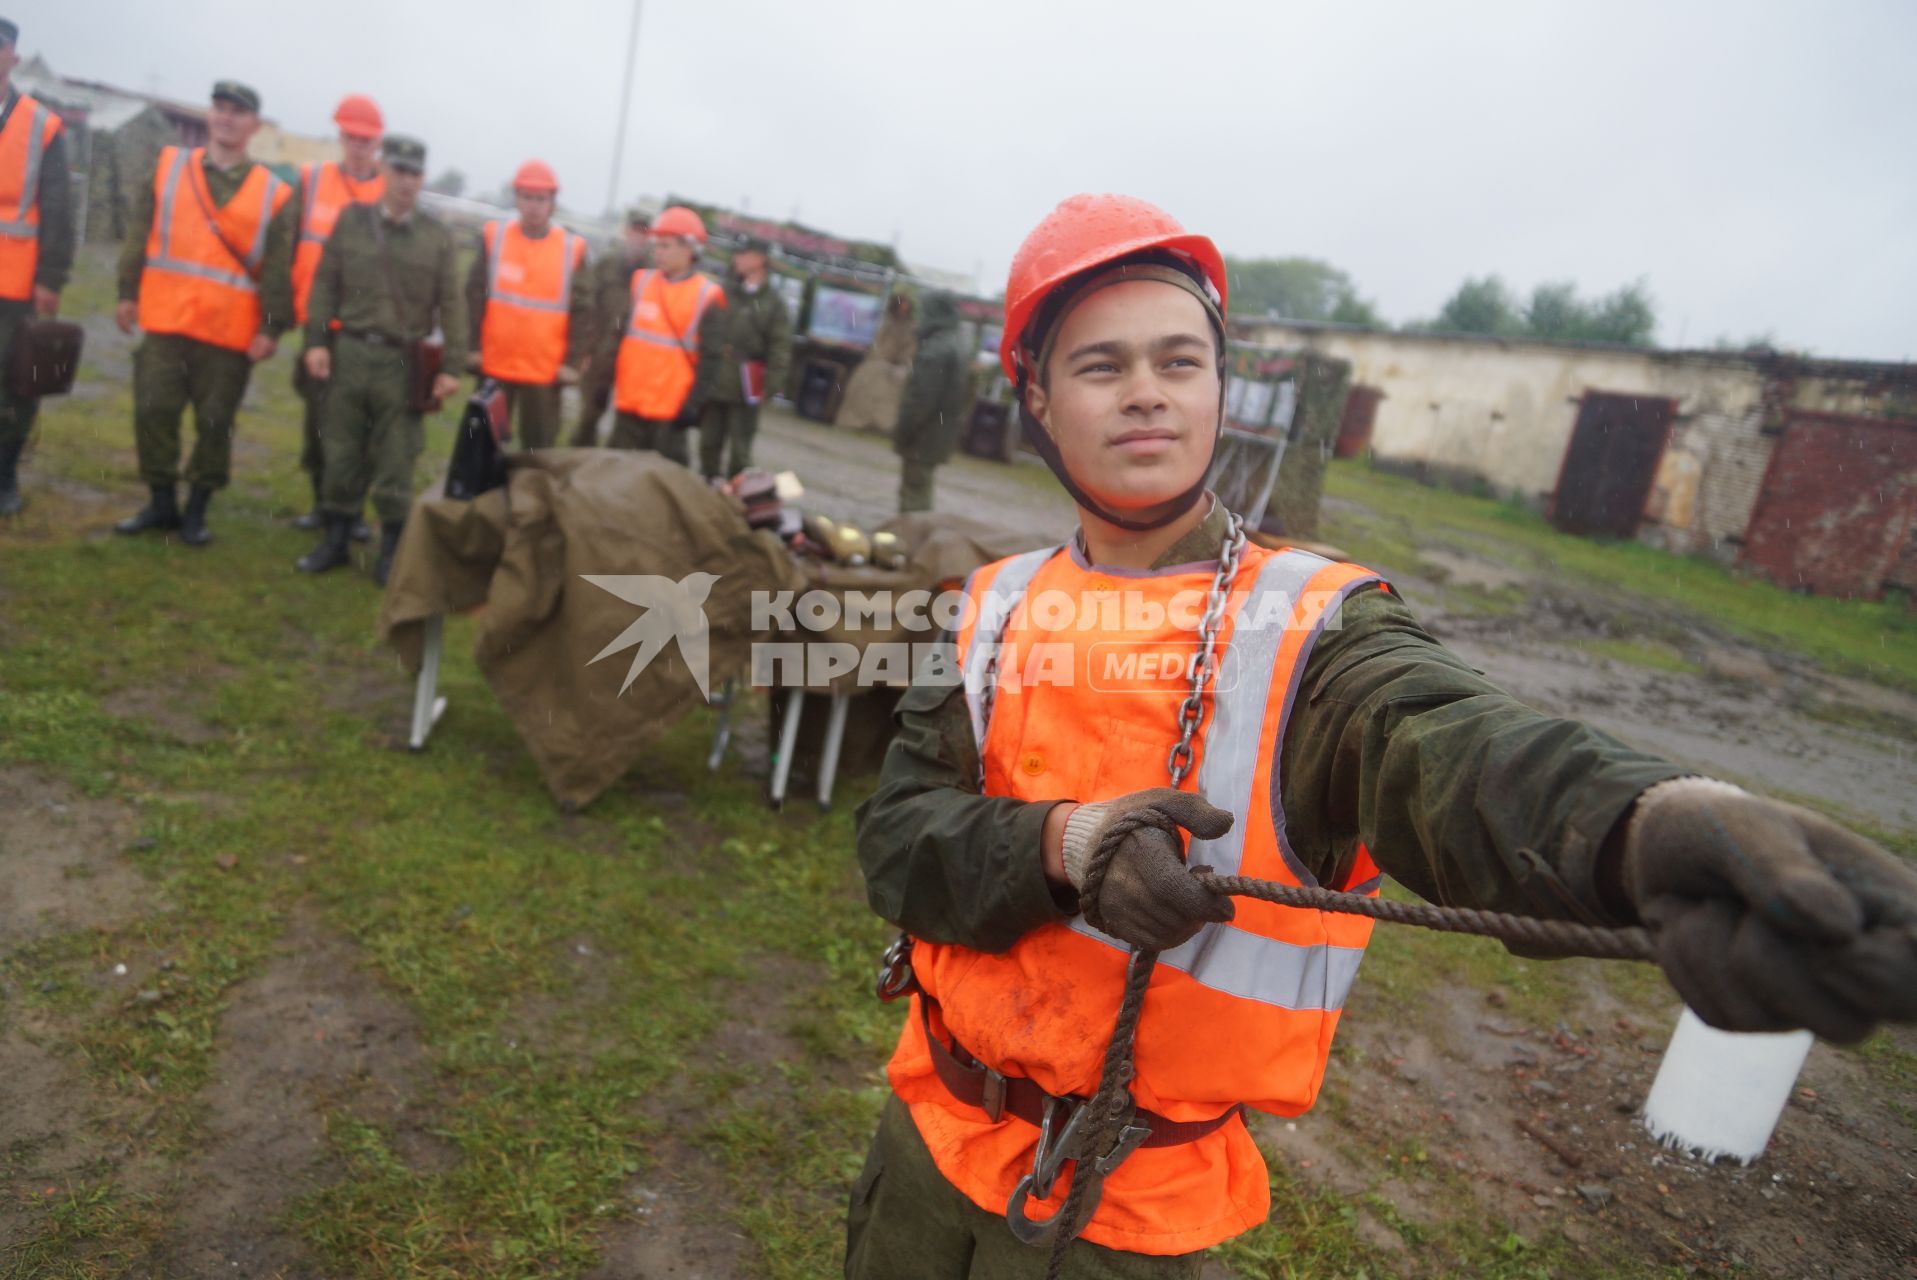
[1278,585,1686,930]
[565,242,593,368]
[689,292,728,410]
[303,206,347,351]
[764,289,794,394]
[854,674,1074,951]
[34,128,75,293]
[464,231,489,359]
[256,188,299,337]
[117,155,157,303]
[437,226,469,376]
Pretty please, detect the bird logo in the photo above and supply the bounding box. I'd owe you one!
[582,572,721,699]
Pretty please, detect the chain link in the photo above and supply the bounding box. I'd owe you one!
[1167,513,1246,787]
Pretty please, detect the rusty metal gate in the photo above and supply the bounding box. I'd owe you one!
[1550,392,1677,537]
[1739,410,1917,599]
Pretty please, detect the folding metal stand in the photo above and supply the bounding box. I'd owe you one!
[712,684,854,811]
[408,614,448,751]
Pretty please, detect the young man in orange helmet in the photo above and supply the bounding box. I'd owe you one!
[289,93,385,538]
[848,194,1917,1276]
[465,159,591,450]
[601,205,725,465]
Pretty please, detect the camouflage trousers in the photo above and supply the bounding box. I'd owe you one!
[698,400,761,479]
[133,333,253,490]
[844,1094,1204,1280]
[608,412,690,466]
[320,336,425,526]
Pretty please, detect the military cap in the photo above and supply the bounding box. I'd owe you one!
[211,80,261,113]
[382,134,427,174]
[736,234,771,256]
[0,19,19,46]
[624,207,651,229]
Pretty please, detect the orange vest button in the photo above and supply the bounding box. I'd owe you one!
[1089,577,1115,593]
[1021,752,1045,776]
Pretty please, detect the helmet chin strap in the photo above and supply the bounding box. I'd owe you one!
[1017,394,1221,533]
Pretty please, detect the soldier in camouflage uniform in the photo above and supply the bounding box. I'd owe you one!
[892,290,973,513]
[0,15,78,519]
[569,209,649,447]
[295,135,463,585]
[113,81,296,546]
[698,235,791,479]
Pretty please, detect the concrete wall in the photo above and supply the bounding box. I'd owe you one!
[1234,322,1916,563]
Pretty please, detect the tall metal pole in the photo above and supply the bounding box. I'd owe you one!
[606,0,645,215]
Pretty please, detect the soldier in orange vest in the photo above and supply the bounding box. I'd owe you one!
[464,159,591,450]
[289,93,384,537]
[0,15,76,519]
[112,81,294,547]
[847,195,1917,1276]
[601,205,725,466]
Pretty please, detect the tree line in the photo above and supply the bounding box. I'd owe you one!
[1224,256,1660,348]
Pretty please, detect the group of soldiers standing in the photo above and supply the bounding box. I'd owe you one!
[0,34,808,584]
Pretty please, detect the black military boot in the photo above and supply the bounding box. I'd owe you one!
[114,483,181,535]
[372,519,404,587]
[178,485,215,547]
[292,473,324,530]
[295,514,352,574]
[349,515,372,542]
[0,435,24,517]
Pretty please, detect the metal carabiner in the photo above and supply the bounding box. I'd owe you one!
[1004,1095,1154,1247]
[875,933,916,1002]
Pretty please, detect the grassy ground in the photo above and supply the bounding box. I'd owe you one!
[1,249,1906,1278]
[1322,462,1917,692]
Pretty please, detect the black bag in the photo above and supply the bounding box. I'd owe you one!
[445,378,511,500]
[6,319,84,399]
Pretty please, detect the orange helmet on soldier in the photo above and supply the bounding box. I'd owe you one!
[332,94,384,140]
[1001,193,1227,384]
[652,205,708,244]
[513,160,560,194]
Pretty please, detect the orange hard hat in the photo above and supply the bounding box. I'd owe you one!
[651,205,707,244]
[332,94,384,139]
[513,159,560,194]
[999,193,1228,383]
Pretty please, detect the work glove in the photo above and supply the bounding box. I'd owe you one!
[1061,788,1236,951]
[1625,777,1917,1043]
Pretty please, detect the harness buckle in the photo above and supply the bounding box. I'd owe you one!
[1003,1094,1153,1247]
[875,933,917,1003]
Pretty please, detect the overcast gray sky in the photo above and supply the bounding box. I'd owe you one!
[22,0,1917,359]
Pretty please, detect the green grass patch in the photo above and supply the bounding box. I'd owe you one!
[1323,460,1917,693]
[1577,637,1703,676]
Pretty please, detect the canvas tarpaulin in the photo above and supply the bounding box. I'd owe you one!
[379,450,807,809]
[377,453,1054,808]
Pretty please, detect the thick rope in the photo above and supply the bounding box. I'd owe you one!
[1196,873,1657,961]
[1039,858,1655,1274]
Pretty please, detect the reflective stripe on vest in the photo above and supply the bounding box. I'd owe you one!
[958,545,1380,1012]
[139,147,290,351]
[479,220,585,383]
[0,96,60,301]
[614,269,723,418]
[485,220,582,314]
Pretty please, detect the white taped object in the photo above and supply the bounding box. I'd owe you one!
[1642,1007,1813,1163]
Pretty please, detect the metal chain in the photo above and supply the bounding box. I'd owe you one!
[1040,514,1245,1277]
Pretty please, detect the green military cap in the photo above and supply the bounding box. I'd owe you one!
[625,207,651,229]
[737,234,771,255]
[211,80,261,114]
[0,19,19,46]
[382,134,427,174]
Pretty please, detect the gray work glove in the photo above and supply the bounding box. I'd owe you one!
[1061,788,1236,952]
[1625,777,1917,1043]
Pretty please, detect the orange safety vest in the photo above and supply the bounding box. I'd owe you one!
[0,92,63,302]
[614,268,724,419]
[479,218,586,385]
[292,160,383,325]
[890,538,1386,1255]
[138,146,291,353]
